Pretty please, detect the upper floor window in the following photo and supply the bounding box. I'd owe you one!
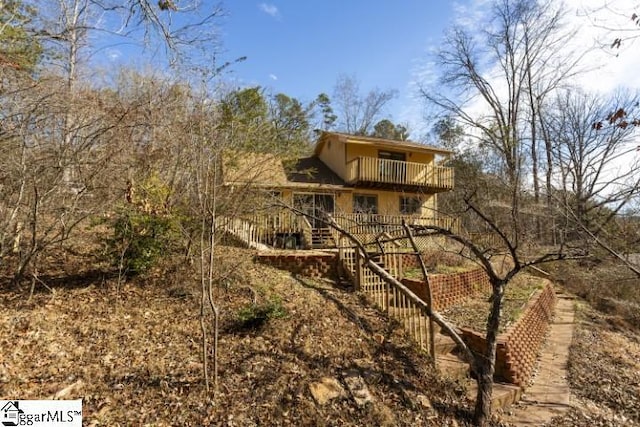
[400,196,421,215]
[378,150,406,161]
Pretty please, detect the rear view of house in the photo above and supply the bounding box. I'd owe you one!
[219,131,455,249]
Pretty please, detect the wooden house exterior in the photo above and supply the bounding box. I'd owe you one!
[219,131,455,249]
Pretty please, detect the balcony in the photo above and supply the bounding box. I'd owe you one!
[346,156,454,192]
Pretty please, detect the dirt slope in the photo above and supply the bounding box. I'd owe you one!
[4,247,639,426]
[1,247,487,426]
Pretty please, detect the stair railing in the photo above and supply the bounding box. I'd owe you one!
[337,236,432,356]
[216,216,269,250]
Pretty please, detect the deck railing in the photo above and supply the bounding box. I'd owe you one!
[216,216,267,250]
[217,209,307,249]
[335,213,458,235]
[219,210,460,250]
[346,157,454,190]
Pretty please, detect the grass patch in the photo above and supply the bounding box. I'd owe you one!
[233,295,288,332]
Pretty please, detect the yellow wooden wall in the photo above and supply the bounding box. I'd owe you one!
[317,135,437,182]
[345,189,436,217]
[277,188,436,219]
[345,144,434,165]
[317,137,347,179]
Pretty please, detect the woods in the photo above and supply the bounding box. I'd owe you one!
[1,1,640,426]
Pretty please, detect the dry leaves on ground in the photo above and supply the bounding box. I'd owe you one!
[544,303,640,427]
[1,246,494,426]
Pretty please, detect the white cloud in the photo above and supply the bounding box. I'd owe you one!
[269,73,278,81]
[106,48,122,61]
[259,3,280,19]
[565,0,640,93]
[405,0,640,135]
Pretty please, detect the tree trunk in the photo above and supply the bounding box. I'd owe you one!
[474,361,494,427]
[473,281,504,426]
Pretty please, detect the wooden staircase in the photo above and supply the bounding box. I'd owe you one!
[311,227,336,249]
[336,241,522,411]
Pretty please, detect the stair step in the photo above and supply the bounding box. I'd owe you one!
[466,381,522,411]
[437,353,469,380]
[311,229,336,248]
[434,335,458,355]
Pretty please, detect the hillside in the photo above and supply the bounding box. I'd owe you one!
[1,246,479,426]
[2,247,640,426]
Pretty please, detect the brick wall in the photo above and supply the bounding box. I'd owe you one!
[460,281,557,387]
[255,252,338,279]
[401,268,491,311]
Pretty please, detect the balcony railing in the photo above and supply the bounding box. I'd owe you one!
[346,157,454,190]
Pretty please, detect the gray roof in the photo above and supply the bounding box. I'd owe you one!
[286,156,345,186]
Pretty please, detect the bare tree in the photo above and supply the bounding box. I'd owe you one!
[4,0,122,283]
[190,100,222,395]
[546,89,640,243]
[332,74,397,135]
[519,0,584,238]
[34,0,223,64]
[419,1,586,424]
[0,73,134,283]
[582,1,640,51]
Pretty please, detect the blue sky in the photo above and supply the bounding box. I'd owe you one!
[215,0,640,138]
[218,1,455,137]
[93,0,640,140]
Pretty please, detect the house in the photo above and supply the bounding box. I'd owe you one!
[1,401,22,426]
[219,131,455,249]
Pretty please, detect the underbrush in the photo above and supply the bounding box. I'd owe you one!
[565,304,640,425]
[547,258,640,331]
[231,295,288,332]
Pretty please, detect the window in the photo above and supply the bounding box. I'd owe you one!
[400,196,422,215]
[378,151,406,161]
[353,194,378,214]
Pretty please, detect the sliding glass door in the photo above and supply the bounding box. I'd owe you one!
[293,193,335,228]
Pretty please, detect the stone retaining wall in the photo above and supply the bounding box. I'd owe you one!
[254,252,338,279]
[460,281,557,386]
[401,268,491,311]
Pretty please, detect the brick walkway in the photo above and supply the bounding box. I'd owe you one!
[502,294,576,426]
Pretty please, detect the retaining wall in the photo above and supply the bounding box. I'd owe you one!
[401,268,491,311]
[254,252,338,279]
[460,281,557,386]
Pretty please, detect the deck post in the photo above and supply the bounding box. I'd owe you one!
[354,248,363,291]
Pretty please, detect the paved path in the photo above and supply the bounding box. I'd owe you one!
[503,294,576,426]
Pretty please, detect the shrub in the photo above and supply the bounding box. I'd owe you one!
[107,210,179,276]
